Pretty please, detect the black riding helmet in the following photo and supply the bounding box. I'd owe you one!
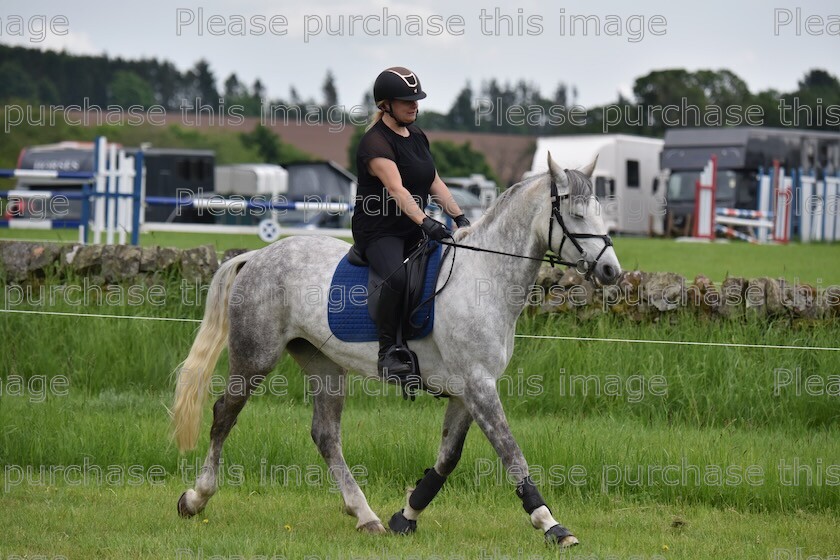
[373,66,427,104]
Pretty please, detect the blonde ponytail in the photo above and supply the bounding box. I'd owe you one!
[365,109,385,132]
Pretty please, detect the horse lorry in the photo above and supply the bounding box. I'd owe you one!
[660,127,840,236]
[527,134,665,235]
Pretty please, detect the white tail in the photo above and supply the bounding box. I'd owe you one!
[171,252,252,451]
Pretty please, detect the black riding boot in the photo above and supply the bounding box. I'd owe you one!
[378,336,412,378]
[375,282,412,378]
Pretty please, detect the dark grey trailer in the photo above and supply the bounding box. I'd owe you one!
[279,161,357,229]
[140,148,215,223]
[660,127,840,235]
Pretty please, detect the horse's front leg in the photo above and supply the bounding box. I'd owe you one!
[462,377,579,547]
[388,397,473,534]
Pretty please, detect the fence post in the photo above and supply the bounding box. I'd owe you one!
[131,150,144,246]
[773,163,791,244]
[80,182,91,245]
[827,174,840,242]
[757,166,772,243]
[800,171,813,243]
[93,136,106,244]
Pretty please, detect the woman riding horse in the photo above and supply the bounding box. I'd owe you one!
[172,69,620,547]
[352,66,470,379]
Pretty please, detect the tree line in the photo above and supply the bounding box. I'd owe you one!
[0,44,337,115]
[1,44,838,137]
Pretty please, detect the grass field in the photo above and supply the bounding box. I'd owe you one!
[1,234,839,558]
[2,390,839,559]
[4,479,838,560]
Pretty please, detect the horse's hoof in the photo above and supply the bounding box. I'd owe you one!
[177,490,202,518]
[357,520,387,534]
[557,535,579,548]
[388,510,417,535]
[545,524,578,548]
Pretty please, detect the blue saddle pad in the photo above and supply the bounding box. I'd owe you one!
[328,244,442,342]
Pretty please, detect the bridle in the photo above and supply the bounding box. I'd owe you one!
[436,176,614,282]
[546,177,614,280]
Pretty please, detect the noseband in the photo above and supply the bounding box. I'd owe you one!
[548,178,613,281]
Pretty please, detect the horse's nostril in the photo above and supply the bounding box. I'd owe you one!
[603,265,615,280]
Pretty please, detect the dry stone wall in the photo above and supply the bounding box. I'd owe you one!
[1,241,838,321]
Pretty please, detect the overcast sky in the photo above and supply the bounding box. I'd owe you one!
[2,0,839,113]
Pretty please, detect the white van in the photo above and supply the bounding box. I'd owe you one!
[528,134,665,235]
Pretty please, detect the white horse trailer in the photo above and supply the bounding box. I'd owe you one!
[214,164,288,197]
[214,164,289,224]
[528,135,664,234]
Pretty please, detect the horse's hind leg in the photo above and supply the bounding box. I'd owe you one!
[178,337,286,518]
[287,339,386,534]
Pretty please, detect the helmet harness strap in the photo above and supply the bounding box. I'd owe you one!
[382,101,416,128]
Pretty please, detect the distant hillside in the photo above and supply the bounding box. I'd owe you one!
[0,107,533,185]
[3,43,838,183]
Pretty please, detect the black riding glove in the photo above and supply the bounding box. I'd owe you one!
[420,217,452,241]
[453,214,471,228]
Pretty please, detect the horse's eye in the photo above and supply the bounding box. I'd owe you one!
[570,204,587,219]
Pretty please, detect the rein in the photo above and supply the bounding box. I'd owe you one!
[437,240,573,269]
[437,178,614,280]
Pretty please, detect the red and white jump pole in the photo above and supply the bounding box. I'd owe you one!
[772,160,792,244]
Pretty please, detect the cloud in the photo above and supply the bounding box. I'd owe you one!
[42,31,101,55]
[618,83,634,100]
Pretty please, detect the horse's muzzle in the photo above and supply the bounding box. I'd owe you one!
[593,261,621,285]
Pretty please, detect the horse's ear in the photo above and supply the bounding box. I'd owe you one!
[547,151,569,193]
[579,154,599,178]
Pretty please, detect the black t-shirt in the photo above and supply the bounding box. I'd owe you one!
[352,119,436,248]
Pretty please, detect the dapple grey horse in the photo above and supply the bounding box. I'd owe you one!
[171,153,621,547]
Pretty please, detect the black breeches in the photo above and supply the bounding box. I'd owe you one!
[363,236,414,293]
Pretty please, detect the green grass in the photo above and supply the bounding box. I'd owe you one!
[0,226,279,253]
[610,237,840,284]
[2,291,839,429]
[1,235,840,558]
[2,481,838,559]
[3,394,839,509]
[1,395,839,559]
